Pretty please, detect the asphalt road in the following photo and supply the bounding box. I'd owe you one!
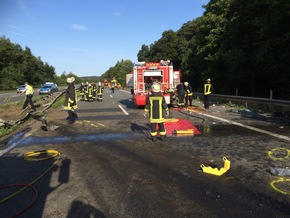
[1,88,290,218]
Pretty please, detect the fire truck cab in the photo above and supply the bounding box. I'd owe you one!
[132,60,180,107]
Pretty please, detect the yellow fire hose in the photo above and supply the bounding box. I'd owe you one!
[0,149,60,216]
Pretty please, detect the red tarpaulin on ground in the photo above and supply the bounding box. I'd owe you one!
[157,118,201,136]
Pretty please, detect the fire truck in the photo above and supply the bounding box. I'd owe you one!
[132,60,180,107]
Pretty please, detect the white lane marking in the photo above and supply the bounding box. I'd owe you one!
[199,112,290,141]
[119,89,130,93]
[118,104,129,115]
[110,94,113,98]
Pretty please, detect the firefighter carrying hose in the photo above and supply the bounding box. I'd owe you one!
[144,83,169,142]
[97,82,104,101]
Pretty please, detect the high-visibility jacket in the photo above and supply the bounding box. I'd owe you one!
[111,79,117,88]
[97,85,103,95]
[25,85,34,95]
[144,92,168,123]
[204,84,213,95]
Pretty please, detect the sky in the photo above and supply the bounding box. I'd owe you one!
[0,0,209,77]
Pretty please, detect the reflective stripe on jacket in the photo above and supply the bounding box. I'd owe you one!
[144,93,168,123]
[64,83,78,110]
[204,84,212,95]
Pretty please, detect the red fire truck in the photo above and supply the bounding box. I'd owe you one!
[132,60,180,107]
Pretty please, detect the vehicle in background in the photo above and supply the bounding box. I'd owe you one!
[39,83,58,95]
[132,60,180,107]
[17,85,26,93]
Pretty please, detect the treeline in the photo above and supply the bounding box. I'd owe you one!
[0,36,97,89]
[137,0,290,100]
[100,59,133,87]
[0,36,59,88]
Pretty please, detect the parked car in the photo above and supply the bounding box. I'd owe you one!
[17,85,26,93]
[39,83,58,95]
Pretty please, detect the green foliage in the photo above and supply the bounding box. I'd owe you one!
[51,95,65,109]
[136,0,290,100]
[100,59,133,87]
[0,126,17,138]
[0,36,58,88]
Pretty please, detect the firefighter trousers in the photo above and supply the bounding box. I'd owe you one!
[150,122,166,137]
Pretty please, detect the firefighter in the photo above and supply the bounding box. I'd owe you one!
[176,82,185,107]
[19,81,36,112]
[111,77,117,94]
[91,81,97,100]
[79,82,85,101]
[87,83,93,102]
[97,82,104,101]
[64,77,78,124]
[144,83,169,142]
[84,82,89,101]
[204,78,214,109]
[184,82,193,107]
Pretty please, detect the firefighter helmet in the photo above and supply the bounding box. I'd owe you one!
[184,82,189,86]
[152,84,161,92]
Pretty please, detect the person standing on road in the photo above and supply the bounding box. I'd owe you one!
[64,77,78,124]
[97,82,104,101]
[144,83,169,142]
[20,82,36,112]
[111,77,117,94]
[91,81,97,101]
[204,78,214,109]
[176,82,185,108]
[79,82,85,101]
[184,82,193,107]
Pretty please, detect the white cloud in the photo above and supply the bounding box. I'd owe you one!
[69,24,87,31]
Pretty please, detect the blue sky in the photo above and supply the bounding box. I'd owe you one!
[0,0,209,77]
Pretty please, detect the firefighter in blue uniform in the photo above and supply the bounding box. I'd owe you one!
[144,83,169,142]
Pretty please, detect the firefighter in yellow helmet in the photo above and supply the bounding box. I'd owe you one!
[144,83,169,142]
[64,77,78,124]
